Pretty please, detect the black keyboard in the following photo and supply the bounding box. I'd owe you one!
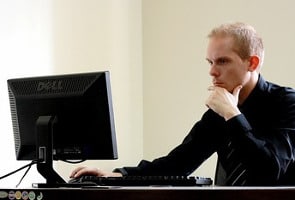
[69,175,213,186]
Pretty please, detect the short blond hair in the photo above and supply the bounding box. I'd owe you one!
[208,22,264,66]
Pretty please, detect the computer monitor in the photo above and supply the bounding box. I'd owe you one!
[7,71,118,187]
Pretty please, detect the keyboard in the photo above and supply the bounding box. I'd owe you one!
[69,175,213,186]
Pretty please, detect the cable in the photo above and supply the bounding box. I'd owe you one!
[0,160,38,187]
[15,162,33,188]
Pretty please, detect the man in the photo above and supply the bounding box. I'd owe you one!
[70,22,295,186]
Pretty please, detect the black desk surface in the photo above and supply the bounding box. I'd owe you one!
[1,186,295,200]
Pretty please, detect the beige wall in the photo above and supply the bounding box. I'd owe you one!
[0,0,53,187]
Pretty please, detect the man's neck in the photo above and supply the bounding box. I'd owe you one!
[238,73,259,105]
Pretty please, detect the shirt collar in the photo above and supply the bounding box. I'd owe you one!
[239,74,267,109]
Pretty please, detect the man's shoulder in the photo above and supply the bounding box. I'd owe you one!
[268,82,295,99]
[263,81,295,113]
[262,78,295,99]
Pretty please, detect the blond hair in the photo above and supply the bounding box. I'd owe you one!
[208,22,264,66]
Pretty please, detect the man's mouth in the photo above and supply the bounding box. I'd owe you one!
[213,80,223,87]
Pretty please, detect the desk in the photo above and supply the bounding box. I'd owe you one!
[1,187,295,200]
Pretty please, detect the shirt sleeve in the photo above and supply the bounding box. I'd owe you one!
[112,110,220,176]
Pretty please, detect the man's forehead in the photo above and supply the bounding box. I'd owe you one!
[207,36,235,58]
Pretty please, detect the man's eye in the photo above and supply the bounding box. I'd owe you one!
[217,58,229,65]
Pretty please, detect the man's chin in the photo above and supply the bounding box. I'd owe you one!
[216,85,233,93]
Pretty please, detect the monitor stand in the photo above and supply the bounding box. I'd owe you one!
[34,116,66,188]
[33,116,97,188]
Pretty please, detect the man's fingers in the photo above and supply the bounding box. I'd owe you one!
[232,85,243,98]
[208,86,215,91]
[70,166,84,178]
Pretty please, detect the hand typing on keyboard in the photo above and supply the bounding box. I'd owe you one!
[69,166,212,187]
[69,175,212,186]
[70,166,122,179]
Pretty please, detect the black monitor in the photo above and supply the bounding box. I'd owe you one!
[7,71,118,187]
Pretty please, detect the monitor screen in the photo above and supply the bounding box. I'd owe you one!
[7,71,118,162]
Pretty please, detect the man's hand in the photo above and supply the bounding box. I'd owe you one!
[70,166,123,178]
[206,85,242,121]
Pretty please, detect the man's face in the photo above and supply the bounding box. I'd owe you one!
[206,36,251,93]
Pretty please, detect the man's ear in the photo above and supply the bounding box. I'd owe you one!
[248,55,260,72]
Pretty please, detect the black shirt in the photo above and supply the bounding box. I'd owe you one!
[115,75,295,186]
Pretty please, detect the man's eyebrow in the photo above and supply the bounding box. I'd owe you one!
[209,56,231,61]
[205,58,213,65]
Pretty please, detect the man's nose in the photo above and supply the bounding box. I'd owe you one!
[209,65,219,77]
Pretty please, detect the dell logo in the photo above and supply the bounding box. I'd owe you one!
[37,81,63,91]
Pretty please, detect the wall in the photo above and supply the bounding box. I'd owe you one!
[142,0,295,180]
[0,0,53,187]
